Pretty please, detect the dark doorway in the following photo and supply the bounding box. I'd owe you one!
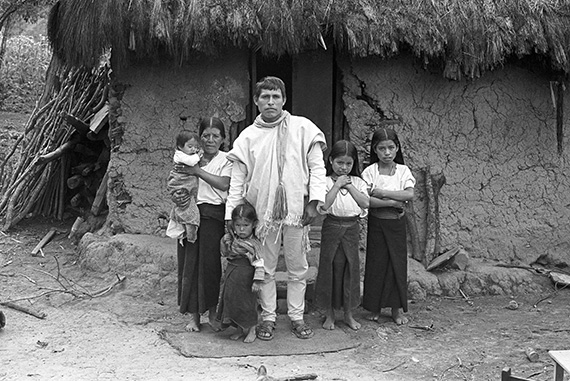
[249,49,339,151]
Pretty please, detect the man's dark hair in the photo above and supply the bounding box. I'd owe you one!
[254,76,287,99]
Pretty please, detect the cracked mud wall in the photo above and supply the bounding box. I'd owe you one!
[340,54,570,265]
[105,49,249,235]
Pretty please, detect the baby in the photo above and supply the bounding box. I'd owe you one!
[166,131,203,242]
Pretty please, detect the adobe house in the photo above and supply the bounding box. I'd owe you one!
[43,0,570,271]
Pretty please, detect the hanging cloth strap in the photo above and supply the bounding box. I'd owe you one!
[253,111,290,221]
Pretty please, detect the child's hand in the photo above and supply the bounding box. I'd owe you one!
[370,188,384,198]
[251,280,263,293]
[172,189,190,207]
[335,175,352,188]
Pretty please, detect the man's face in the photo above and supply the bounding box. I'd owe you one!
[254,88,286,123]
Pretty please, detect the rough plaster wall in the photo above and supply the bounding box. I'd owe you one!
[340,54,570,265]
[107,50,249,235]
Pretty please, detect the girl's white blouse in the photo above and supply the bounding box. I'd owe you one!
[362,163,415,193]
[320,176,369,218]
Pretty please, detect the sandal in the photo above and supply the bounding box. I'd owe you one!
[291,320,314,339]
[256,320,275,341]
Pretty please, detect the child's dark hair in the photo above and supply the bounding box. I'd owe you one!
[254,76,287,99]
[370,128,405,165]
[198,117,226,151]
[325,140,361,177]
[175,130,201,150]
[231,202,258,223]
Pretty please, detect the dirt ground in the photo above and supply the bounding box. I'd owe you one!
[1,112,570,380]
[1,217,569,381]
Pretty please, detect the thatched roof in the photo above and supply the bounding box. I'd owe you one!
[47,0,570,79]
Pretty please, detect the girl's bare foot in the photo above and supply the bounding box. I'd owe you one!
[208,308,221,332]
[243,326,257,343]
[230,327,244,341]
[184,313,200,332]
[323,310,334,331]
[366,313,381,322]
[344,311,361,331]
[391,308,408,325]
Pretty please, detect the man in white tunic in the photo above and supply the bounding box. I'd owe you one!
[225,76,327,340]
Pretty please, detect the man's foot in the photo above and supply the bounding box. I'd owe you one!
[230,327,244,341]
[291,320,314,339]
[391,308,408,325]
[322,311,335,330]
[243,326,257,343]
[256,320,275,341]
[344,311,361,331]
[184,313,200,332]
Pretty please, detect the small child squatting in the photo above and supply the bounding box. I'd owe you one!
[217,203,265,343]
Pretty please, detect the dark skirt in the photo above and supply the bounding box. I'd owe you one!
[177,203,225,314]
[362,214,408,313]
[314,215,361,311]
[217,257,259,330]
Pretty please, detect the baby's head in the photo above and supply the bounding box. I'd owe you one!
[176,130,202,155]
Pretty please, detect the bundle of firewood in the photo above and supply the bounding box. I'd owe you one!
[0,64,110,231]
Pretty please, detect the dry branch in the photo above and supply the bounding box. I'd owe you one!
[0,301,47,319]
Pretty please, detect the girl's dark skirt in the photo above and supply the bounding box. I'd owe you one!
[217,257,258,330]
[177,203,225,314]
[314,215,361,311]
[362,214,408,313]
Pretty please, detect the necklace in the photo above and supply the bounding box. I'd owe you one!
[339,188,348,196]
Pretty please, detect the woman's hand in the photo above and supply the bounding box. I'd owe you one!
[174,163,200,176]
[172,189,190,207]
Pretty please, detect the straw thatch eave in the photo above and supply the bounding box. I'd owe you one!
[47,0,570,80]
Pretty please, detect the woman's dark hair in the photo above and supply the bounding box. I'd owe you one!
[325,140,361,177]
[198,117,226,151]
[254,76,287,99]
[369,128,405,165]
[231,202,258,223]
[175,130,201,150]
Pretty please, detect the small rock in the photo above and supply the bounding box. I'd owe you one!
[506,300,519,310]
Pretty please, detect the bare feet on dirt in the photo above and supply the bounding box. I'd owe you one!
[322,310,335,330]
[208,308,221,332]
[391,308,408,325]
[344,310,361,330]
[229,327,243,341]
[184,313,200,332]
[243,326,256,343]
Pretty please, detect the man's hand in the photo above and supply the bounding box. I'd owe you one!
[302,200,319,226]
[225,220,235,238]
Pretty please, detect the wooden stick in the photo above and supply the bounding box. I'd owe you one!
[0,301,46,319]
[31,228,57,256]
[91,171,109,216]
